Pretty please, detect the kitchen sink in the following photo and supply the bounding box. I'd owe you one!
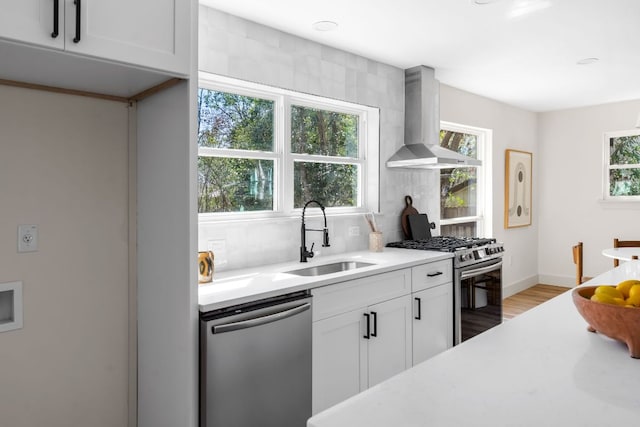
[285,261,375,277]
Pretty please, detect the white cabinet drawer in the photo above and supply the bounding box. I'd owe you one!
[312,269,411,321]
[411,259,452,292]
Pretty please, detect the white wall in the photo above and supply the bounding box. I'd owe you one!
[198,6,439,271]
[0,85,130,426]
[537,100,640,285]
[439,84,539,296]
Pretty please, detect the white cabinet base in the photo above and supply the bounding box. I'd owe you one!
[412,283,453,365]
[312,309,367,414]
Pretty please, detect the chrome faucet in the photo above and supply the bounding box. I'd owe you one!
[300,200,330,262]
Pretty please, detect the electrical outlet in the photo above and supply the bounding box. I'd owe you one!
[18,224,38,253]
[348,226,360,237]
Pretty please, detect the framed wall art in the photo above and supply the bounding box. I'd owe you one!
[504,149,532,228]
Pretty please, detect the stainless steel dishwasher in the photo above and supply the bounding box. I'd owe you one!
[200,290,312,427]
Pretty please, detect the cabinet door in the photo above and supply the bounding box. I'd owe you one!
[312,309,367,415]
[64,0,189,75]
[0,0,63,49]
[367,295,412,387]
[412,283,453,365]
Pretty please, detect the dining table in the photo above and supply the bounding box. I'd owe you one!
[602,247,640,262]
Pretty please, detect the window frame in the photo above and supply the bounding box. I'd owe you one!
[602,129,640,201]
[197,71,380,221]
[438,121,492,238]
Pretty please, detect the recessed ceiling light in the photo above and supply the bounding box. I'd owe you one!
[312,21,338,32]
[472,0,502,5]
[577,57,599,65]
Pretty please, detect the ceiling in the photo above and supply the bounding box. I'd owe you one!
[199,0,640,112]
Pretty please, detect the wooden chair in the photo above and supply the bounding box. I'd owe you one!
[572,242,585,285]
[613,238,640,267]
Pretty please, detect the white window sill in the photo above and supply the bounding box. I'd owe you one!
[597,199,640,209]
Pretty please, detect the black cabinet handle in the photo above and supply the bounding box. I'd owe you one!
[363,313,370,339]
[73,0,81,43]
[415,297,422,320]
[427,271,443,277]
[370,311,377,337]
[51,0,59,38]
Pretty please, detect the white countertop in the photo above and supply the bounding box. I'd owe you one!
[198,248,453,312]
[308,261,640,427]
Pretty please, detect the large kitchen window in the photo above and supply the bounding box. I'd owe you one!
[197,72,379,218]
[603,130,640,199]
[439,122,491,237]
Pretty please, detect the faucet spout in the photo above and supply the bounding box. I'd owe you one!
[300,200,330,262]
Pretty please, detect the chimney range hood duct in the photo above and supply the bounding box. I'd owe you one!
[387,66,481,169]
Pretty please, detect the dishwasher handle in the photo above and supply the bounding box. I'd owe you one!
[212,302,311,334]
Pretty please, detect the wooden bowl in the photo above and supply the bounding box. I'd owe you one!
[572,286,640,358]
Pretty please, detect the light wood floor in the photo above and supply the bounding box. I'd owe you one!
[503,284,569,320]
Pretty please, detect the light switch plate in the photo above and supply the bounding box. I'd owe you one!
[18,224,38,253]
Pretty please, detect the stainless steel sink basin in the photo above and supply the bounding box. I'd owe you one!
[285,261,375,277]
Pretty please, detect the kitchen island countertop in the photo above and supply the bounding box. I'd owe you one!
[308,261,640,427]
[198,248,453,312]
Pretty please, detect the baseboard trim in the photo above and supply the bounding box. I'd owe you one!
[503,274,539,298]
[537,274,575,288]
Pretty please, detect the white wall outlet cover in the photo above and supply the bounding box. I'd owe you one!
[18,224,38,253]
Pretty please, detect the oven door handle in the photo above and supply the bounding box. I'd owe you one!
[460,260,503,280]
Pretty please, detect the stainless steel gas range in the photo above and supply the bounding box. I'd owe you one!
[388,236,505,345]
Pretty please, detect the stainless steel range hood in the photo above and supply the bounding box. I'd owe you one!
[387,66,481,169]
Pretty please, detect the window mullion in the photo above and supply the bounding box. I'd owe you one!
[198,147,277,160]
[282,95,294,214]
[609,164,640,169]
[289,154,363,165]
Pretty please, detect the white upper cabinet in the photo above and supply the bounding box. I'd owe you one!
[0,0,64,49]
[0,0,189,76]
[65,0,189,75]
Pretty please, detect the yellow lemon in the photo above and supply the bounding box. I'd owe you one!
[616,280,640,298]
[591,293,622,306]
[615,298,628,306]
[594,285,624,300]
[628,284,640,300]
[625,292,640,307]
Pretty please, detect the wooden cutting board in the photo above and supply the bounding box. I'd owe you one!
[401,195,418,239]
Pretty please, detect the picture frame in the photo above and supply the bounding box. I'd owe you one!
[504,149,532,228]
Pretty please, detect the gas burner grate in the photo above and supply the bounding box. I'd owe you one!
[387,236,496,252]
